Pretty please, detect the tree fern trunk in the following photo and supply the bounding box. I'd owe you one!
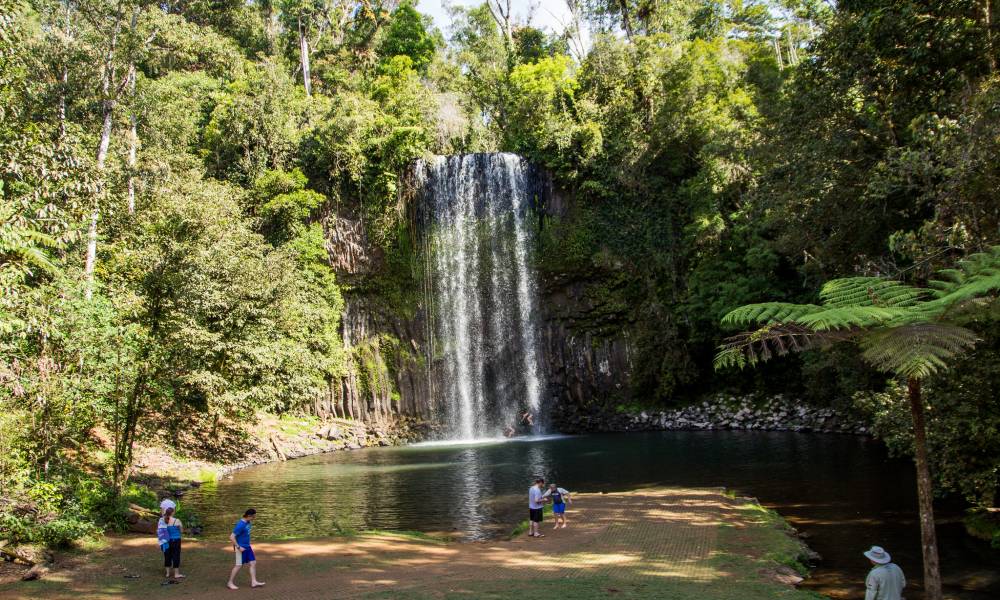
[908,377,943,600]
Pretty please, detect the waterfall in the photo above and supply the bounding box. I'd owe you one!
[415,153,546,439]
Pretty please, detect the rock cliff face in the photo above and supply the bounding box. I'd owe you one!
[311,204,432,424]
[536,184,636,426]
[318,155,635,433]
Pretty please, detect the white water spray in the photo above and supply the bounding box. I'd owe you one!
[416,154,546,439]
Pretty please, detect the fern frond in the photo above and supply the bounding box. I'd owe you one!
[921,274,1000,318]
[820,277,925,308]
[714,323,856,370]
[927,246,1000,295]
[792,306,915,331]
[15,246,56,273]
[860,323,980,379]
[720,303,823,328]
[955,246,1000,276]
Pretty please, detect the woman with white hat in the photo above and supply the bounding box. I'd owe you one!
[864,546,906,600]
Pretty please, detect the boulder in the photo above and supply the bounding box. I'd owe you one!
[760,565,804,586]
[21,563,50,581]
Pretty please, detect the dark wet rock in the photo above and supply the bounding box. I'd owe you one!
[554,394,869,435]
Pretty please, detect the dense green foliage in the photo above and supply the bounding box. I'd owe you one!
[453,0,1000,510]
[2,0,1000,550]
[0,0,438,545]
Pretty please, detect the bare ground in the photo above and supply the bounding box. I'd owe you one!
[0,488,819,600]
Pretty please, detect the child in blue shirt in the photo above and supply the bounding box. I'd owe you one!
[544,484,572,529]
[227,509,264,590]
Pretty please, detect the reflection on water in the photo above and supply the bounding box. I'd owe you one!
[186,431,1000,599]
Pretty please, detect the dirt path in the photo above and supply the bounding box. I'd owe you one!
[0,488,816,600]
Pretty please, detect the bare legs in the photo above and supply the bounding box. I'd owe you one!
[529,519,545,537]
[228,561,264,590]
[250,562,264,587]
[227,564,240,590]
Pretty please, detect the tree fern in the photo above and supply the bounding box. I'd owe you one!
[716,246,1000,376]
[715,247,1000,600]
[719,302,823,328]
[819,277,925,308]
[859,323,980,379]
[793,305,915,330]
[714,323,852,370]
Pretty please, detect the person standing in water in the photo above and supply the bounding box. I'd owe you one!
[227,509,265,590]
[863,546,905,600]
[544,483,572,529]
[528,478,547,538]
[157,507,185,584]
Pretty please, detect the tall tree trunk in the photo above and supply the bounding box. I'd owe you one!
[264,1,278,55]
[126,64,137,213]
[56,0,72,143]
[298,15,312,97]
[486,0,513,48]
[907,378,943,600]
[58,65,69,141]
[85,6,124,300]
[984,0,996,74]
[618,0,634,41]
[786,30,799,65]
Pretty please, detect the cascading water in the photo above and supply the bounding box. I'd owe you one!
[415,153,547,440]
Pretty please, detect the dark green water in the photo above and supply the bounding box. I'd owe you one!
[185,431,999,599]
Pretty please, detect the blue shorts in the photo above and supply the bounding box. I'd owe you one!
[553,503,566,514]
[235,545,255,565]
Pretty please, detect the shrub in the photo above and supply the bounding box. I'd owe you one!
[0,509,99,548]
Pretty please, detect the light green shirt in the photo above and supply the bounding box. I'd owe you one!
[865,563,906,600]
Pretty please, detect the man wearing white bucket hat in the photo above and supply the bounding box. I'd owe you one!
[864,546,906,600]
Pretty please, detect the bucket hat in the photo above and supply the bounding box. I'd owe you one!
[864,546,891,564]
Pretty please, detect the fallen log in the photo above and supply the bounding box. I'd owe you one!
[0,541,52,566]
[124,503,159,534]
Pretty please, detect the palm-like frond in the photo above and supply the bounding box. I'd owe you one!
[921,248,1000,318]
[819,277,925,308]
[859,323,980,380]
[793,305,915,331]
[720,302,824,328]
[714,323,856,370]
[715,246,1000,379]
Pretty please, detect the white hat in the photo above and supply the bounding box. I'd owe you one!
[160,499,176,513]
[864,546,891,564]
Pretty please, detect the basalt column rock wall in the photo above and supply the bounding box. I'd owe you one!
[312,202,434,426]
[535,185,637,430]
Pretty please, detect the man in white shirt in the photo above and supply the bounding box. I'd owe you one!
[863,546,906,600]
[527,478,547,538]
